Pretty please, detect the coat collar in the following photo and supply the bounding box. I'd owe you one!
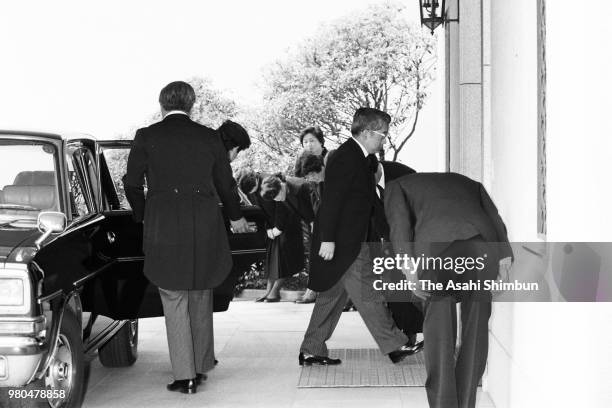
[163,112,191,122]
[345,137,370,165]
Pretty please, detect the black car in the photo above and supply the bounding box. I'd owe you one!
[0,131,266,407]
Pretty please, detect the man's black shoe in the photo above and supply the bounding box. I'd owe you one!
[195,373,207,384]
[298,352,341,366]
[388,341,424,364]
[167,379,197,394]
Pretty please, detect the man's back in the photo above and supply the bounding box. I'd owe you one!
[125,113,241,290]
[385,172,511,257]
[139,115,224,192]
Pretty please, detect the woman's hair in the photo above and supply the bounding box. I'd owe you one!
[260,173,286,201]
[299,126,325,146]
[294,147,328,177]
[237,170,261,194]
[298,153,324,177]
[217,120,251,152]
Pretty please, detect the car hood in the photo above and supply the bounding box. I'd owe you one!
[0,229,40,264]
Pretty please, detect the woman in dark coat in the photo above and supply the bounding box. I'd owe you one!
[292,154,326,303]
[238,171,305,302]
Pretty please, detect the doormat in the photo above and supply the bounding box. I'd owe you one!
[297,348,426,388]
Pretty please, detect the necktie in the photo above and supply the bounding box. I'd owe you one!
[376,184,384,200]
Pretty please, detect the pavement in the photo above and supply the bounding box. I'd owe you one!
[83,300,495,408]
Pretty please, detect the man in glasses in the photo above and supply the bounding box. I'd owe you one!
[299,107,420,367]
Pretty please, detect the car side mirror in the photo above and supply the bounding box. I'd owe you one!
[36,211,67,248]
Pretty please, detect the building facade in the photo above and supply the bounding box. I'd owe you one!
[444,0,612,406]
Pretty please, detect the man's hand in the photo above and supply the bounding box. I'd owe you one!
[230,217,249,234]
[266,229,275,240]
[319,242,335,260]
[412,282,432,301]
[271,227,282,237]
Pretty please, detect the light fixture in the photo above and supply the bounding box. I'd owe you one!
[419,0,446,34]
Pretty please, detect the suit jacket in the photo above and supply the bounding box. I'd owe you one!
[125,113,242,290]
[385,172,513,265]
[369,160,416,246]
[284,177,315,223]
[308,138,376,292]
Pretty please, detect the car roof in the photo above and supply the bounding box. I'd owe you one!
[0,130,96,142]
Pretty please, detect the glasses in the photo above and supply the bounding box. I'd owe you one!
[369,129,389,139]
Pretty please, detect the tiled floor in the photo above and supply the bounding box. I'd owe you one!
[83,300,495,408]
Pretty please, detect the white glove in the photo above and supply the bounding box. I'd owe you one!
[266,229,275,240]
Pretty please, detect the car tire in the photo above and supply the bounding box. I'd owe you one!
[98,320,138,368]
[0,310,87,408]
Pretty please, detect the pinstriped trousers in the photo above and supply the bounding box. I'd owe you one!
[300,243,408,356]
[158,288,215,380]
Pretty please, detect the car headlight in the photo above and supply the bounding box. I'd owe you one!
[0,278,24,306]
[0,266,32,314]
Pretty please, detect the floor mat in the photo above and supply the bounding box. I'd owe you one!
[297,348,426,388]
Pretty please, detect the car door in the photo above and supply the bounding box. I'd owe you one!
[32,139,118,341]
[95,140,267,319]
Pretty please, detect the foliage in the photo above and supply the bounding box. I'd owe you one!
[234,261,308,295]
[261,2,437,160]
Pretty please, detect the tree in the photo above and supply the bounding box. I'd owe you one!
[262,2,437,161]
[232,103,299,175]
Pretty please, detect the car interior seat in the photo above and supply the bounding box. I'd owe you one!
[1,171,57,210]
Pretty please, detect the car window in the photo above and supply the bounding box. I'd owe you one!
[66,147,96,218]
[0,139,60,229]
[66,155,90,217]
[101,147,131,210]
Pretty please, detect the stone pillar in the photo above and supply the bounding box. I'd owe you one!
[445,0,483,181]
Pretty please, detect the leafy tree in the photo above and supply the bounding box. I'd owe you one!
[262,2,437,161]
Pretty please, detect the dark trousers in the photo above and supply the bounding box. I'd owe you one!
[421,237,495,408]
[423,293,491,408]
[300,243,408,356]
[388,301,424,337]
[158,288,215,380]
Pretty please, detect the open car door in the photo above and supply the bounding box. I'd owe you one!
[89,140,267,320]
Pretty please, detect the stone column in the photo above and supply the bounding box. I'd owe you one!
[445,0,483,181]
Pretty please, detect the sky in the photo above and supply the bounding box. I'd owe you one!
[0,0,445,171]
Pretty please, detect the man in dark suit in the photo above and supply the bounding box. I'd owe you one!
[385,172,513,408]
[125,81,248,394]
[298,108,419,366]
[368,158,424,349]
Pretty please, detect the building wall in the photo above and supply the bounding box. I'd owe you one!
[447,0,612,406]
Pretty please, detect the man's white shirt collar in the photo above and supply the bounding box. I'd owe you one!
[378,164,385,189]
[351,136,369,157]
[164,110,189,118]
